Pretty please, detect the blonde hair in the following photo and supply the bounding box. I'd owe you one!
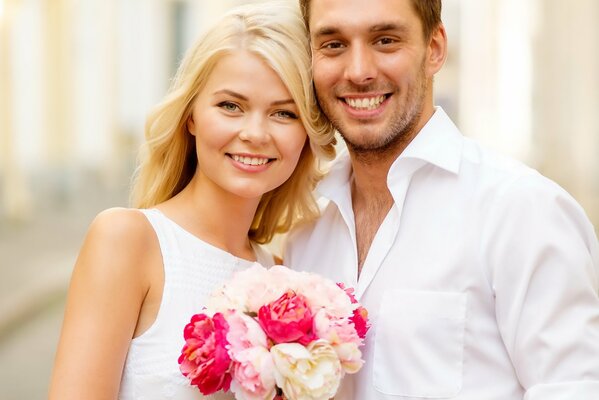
[130,2,336,244]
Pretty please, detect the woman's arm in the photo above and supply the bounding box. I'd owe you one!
[49,208,154,399]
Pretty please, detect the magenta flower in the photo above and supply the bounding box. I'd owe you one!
[178,312,232,395]
[337,283,370,339]
[351,307,370,339]
[258,290,315,345]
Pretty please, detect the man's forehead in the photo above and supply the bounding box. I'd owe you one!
[308,0,417,37]
[308,0,415,27]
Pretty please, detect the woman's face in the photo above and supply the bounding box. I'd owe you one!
[187,50,307,200]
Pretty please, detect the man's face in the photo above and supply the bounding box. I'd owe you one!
[308,0,434,155]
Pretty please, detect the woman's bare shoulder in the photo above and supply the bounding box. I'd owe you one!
[78,207,157,277]
[89,207,152,241]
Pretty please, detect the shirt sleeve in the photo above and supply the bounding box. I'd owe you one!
[482,171,599,399]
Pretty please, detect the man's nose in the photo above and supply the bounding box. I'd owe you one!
[344,43,377,85]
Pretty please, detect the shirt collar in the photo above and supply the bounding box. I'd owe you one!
[317,107,463,202]
[316,147,352,205]
[392,106,463,176]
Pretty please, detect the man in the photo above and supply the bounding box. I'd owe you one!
[284,0,599,398]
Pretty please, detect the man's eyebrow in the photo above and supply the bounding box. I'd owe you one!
[312,23,409,39]
[312,26,340,39]
[370,23,409,34]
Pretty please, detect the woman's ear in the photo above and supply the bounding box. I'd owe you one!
[187,113,197,136]
[426,23,448,77]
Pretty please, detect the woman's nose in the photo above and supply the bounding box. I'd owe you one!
[238,114,270,145]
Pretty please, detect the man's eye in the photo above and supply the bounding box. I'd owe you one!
[218,101,240,112]
[376,37,396,45]
[323,41,345,50]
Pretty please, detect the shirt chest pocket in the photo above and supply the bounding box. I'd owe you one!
[373,290,467,398]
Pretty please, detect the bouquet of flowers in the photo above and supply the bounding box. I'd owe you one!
[178,264,370,400]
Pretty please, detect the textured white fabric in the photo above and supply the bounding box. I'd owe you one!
[285,107,599,399]
[118,208,274,400]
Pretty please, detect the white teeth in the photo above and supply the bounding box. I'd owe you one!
[345,95,386,110]
[231,154,269,166]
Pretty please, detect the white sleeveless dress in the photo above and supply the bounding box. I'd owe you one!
[118,208,275,400]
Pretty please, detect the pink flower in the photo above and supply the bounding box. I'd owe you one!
[313,309,364,373]
[337,282,370,339]
[297,274,353,318]
[207,264,298,315]
[227,311,268,353]
[178,313,232,395]
[258,290,315,345]
[313,309,360,345]
[336,282,358,304]
[180,266,370,399]
[226,311,276,399]
[351,306,370,339]
[230,347,277,400]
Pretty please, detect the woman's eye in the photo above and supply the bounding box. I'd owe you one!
[218,101,240,112]
[274,110,298,119]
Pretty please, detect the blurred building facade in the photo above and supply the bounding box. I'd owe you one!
[1,0,598,227]
[0,0,253,224]
[1,1,598,399]
[2,0,598,229]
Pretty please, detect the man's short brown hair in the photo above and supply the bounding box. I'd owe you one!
[299,0,442,40]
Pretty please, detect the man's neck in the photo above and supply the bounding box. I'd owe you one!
[350,161,394,275]
[350,152,394,201]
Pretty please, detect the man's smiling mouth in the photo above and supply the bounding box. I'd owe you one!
[343,95,388,110]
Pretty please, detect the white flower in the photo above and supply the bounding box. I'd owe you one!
[271,340,342,400]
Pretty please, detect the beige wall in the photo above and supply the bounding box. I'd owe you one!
[1,1,598,398]
[3,0,596,226]
[533,0,599,225]
[439,0,599,228]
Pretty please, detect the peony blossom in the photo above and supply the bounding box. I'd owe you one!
[258,291,315,345]
[350,306,370,339]
[230,347,277,400]
[207,264,296,314]
[337,282,370,339]
[298,274,354,319]
[178,313,232,395]
[227,311,269,353]
[271,340,342,400]
[226,311,277,399]
[313,309,364,373]
[180,265,369,399]
[244,265,300,313]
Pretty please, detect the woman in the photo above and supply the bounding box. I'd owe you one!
[48,3,335,399]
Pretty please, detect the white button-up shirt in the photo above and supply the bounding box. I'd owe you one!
[284,108,599,399]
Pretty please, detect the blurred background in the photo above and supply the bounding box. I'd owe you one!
[1,0,598,398]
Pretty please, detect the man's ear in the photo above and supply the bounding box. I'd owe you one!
[426,23,448,77]
[187,113,196,136]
